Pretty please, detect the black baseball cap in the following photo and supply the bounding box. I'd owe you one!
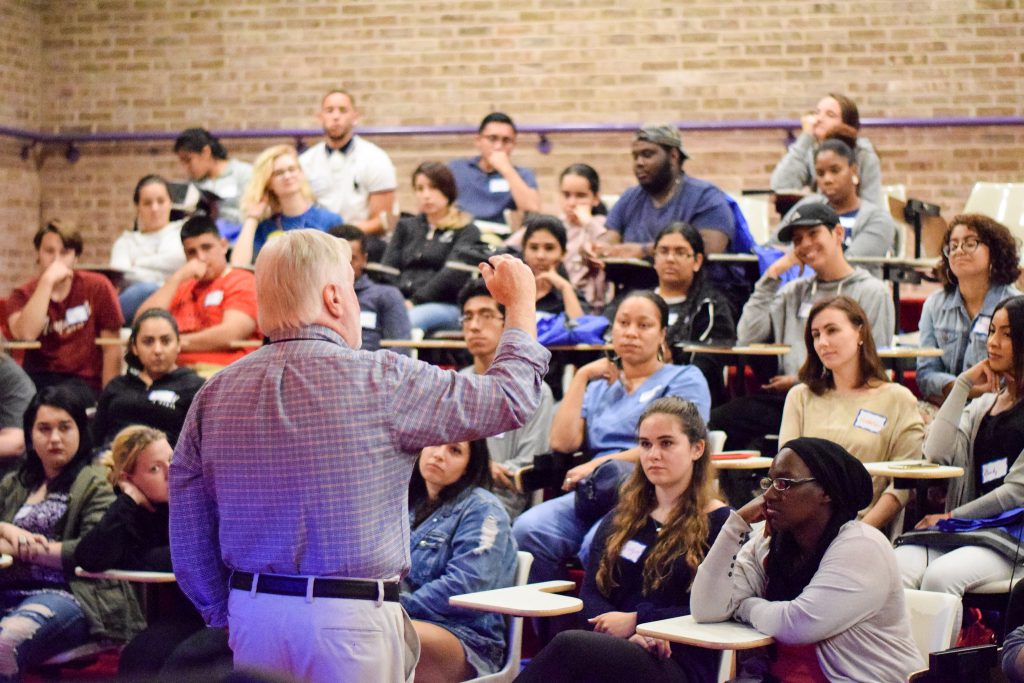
[778,203,841,243]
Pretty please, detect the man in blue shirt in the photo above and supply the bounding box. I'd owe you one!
[328,224,410,354]
[593,125,751,311]
[448,112,540,224]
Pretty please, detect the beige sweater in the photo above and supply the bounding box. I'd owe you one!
[778,382,925,512]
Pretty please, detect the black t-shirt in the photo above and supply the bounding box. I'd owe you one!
[92,367,204,448]
[974,398,1024,496]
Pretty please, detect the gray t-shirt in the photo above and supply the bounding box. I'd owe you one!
[0,356,35,429]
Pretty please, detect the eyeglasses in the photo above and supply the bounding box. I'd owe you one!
[271,165,301,179]
[459,311,504,325]
[654,248,695,260]
[482,134,515,146]
[942,237,982,258]
[759,476,817,492]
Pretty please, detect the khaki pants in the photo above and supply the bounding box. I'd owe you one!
[227,588,420,683]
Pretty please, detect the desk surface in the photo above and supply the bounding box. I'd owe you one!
[449,580,582,617]
[230,339,265,349]
[863,461,964,480]
[0,341,41,350]
[878,346,943,359]
[95,337,126,347]
[712,455,774,471]
[637,615,774,650]
[681,344,791,356]
[381,339,467,350]
[74,567,177,583]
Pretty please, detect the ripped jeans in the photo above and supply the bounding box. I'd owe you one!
[0,591,90,679]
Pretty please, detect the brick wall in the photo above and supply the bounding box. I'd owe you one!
[1,0,1022,294]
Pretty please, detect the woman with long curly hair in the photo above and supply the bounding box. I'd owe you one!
[918,213,1021,405]
[515,397,729,683]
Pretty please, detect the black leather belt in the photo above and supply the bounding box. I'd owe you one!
[230,571,399,602]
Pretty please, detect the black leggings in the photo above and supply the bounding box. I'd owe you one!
[514,630,707,683]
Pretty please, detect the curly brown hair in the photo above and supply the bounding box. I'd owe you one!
[937,214,1021,293]
[596,397,717,597]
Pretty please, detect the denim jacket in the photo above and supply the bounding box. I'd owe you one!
[401,486,517,674]
[917,283,1020,399]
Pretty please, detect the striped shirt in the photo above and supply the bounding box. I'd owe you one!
[169,324,549,626]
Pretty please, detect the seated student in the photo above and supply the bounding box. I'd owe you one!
[0,387,144,677]
[403,440,517,682]
[174,127,254,233]
[382,162,484,334]
[917,214,1021,405]
[1006,623,1024,683]
[606,222,736,406]
[506,163,609,310]
[513,291,711,583]
[775,139,895,269]
[691,438,922,682]
[590,125,750,314]
[92,309,204,449]
[0,343,34,462]
[516,397,729,683]
[895,295,1024,600]
[709,203,894,451]
[6,221,124,405]
[780,296,924,532]
[448,112,540,225]
[458,279,554,517]
[74,425,229,679]
[110,174,186,320]
[771,92,884,206]
[138,215,260,369]
[327,224,411,354]
[520,214,587,321]
[231,144,341,266]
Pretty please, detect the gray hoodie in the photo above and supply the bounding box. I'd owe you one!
[737,267,894,376]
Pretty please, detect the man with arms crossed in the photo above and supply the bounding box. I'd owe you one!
[170,229,549,682]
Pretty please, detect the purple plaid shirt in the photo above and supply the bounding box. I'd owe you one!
[169,324,549,626]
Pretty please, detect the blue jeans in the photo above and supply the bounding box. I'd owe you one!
[0,591,90,679]
[513,492,605,583]
[119,281,160,322]
[408,303,460,335]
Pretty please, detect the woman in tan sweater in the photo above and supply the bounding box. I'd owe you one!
[778,296,924,532]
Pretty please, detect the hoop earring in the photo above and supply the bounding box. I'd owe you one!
[853,175,860,185]
[657,345,665,363]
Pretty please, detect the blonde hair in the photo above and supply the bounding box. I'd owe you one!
[242,144,314,220]
[256,229,352,333]
[100,425,167,487]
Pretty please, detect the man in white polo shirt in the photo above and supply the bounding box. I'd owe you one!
[299,89,397,236]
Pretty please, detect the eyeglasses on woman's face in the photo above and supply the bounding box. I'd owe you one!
[942,237,982,258]
[759,476,817,492]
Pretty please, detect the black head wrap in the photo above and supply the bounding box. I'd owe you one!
[782,437,873,522]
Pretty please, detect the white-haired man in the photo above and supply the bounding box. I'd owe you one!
[169,229,549,682]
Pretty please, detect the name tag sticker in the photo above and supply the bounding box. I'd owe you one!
[488,177,510,193]
[798,301,813,319]
[982,458,1008,485]
[854,409,888,434]
[64,304,89,326]
[973,315,991,336]
[204,290,224,307]
[148,390,179,407]
[667,312,679,327]
[638,385,664,404]
[360,311,377,329]
[620,540,647,563]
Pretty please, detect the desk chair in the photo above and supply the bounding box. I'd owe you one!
[466,551,533,683]
[964,182,1024,237]
[905,588,962,662]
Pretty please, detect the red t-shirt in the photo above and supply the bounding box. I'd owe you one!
[8,270,124,389]
[170,267,260,367]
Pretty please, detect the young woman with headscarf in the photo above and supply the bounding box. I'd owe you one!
[689,437,922,682]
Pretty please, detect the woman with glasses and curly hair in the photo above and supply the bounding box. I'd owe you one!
[918,214,1021,405]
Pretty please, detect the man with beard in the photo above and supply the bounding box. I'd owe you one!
[299,89,397,236]
[592,125,750,311]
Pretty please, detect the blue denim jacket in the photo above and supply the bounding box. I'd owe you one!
[401,486,517,675]
[917,283,1020,398]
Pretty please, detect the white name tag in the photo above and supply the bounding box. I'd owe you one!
[536,311,556,323]
[148,390,179,407]
[204,290,224,307]
[667,312,679,327]
[620,540,647,563]
[491,432,507,440]
[982,457,1009,485]
[854,409,888,434]
[488,177,510,193]
[973,315,991,337]
[798,301,813,319]
[64,304,89,326]
[360,311,378,329]
[638,385,663,404]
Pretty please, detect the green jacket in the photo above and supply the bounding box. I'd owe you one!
[0,464,145,641]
